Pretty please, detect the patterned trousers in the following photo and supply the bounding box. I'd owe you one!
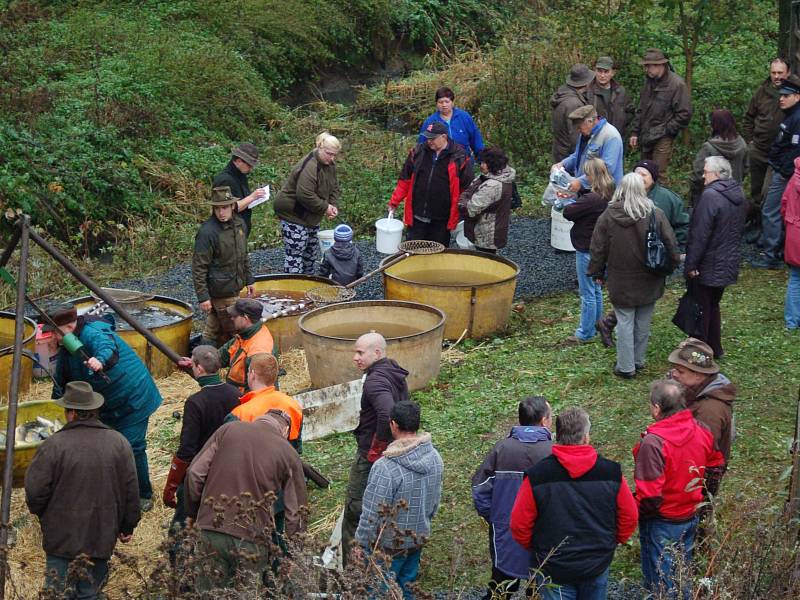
[281,220,319,274]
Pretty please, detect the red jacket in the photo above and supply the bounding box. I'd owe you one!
[388,142,472,231]
[633,409,725,522]
[781,156,800,267]
[509,445,638,550]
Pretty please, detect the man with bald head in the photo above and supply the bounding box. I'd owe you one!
[341,332,410,563]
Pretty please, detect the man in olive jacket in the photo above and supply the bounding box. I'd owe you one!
[25,381,140,599]
[741,58,790,224]
[192,186,254,346]
[630,48,692,180]
[586,56,635,140]
[551,64,593,161]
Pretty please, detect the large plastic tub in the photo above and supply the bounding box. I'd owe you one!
[0,312,37,401]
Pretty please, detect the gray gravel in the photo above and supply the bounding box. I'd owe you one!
[115,214,765,324]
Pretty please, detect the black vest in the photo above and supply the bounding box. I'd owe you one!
[526,453,621,584]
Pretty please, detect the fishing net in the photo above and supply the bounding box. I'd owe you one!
[397,240,445,254]
[304,285,357,305]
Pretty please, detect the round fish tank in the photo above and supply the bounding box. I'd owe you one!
[299,300,445,392]
[0,399,62,487]
[0,312,37,401]
[250,274,338,353]
[382,249,519,339]
[71,295,193,378]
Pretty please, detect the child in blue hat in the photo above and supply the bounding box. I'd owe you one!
[319,224,364,285]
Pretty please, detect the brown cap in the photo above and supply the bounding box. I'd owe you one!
[566,63,595,87]
[667,337,719,374]
[42,303,78,333]
[210,186,238,207]
[226,298,263,322]
[232,142,259,166]
[568,104,597,122]
[640,48,669,65]
[55,381,104,411]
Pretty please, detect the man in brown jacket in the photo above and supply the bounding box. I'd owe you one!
[741,58,791,240]
[550,64,593,161]
[185,409,307,589]
[667,338,735,497]
[25,381,141,599]
[630,48,692,180]
[586,56,635,140]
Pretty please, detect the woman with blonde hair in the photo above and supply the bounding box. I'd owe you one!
[563,158,614,343]
[588,173,680,377]
[274,132,341,273]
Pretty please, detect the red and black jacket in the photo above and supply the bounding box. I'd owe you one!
[389,142,473,231]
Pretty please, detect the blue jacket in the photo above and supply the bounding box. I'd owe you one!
[52,317,162,429]
[471,425,553,579]
[419,108,485,158]
[561,119,623,188]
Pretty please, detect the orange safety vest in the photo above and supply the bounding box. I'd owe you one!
[226,324,274,392]
[232,386,303,441]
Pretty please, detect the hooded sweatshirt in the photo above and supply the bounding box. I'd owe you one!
[633,409,725,522]
[355,432,444,552]
[685,177,748,288]
[354,358,410,460]
[510,445,638,584]
[318,240,365,285]
[686,373,736,464]
[689,135,749,204]
[459,166,516,250]
[588,202,680,308]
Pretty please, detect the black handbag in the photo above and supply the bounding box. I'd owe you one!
[672,290,704,337]
[644,211,675,276]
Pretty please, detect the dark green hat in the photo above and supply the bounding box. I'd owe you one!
[210,186,238,207]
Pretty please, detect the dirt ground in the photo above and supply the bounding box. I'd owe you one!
[5,349,313,598]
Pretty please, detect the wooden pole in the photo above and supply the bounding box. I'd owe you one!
[0,218,31,598]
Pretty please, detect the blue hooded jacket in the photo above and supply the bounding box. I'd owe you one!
[471,425,553,578]
[52,317,162,429]
[419,107,485,159]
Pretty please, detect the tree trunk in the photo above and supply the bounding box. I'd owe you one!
[779,0,792,61]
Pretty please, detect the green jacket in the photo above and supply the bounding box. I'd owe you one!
[741,78,782,152]
[274,150,340,227]
[648,183,690,251]
[192,213,252,302]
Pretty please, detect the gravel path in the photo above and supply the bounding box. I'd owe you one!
[117,214,764,323]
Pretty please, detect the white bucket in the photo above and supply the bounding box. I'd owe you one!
[318,229,335,254]
[454,221,475,250]
[375,217,404,254]
[550,207,575,252]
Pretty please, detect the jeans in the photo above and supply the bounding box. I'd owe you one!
[537,567,609,600]
[44,555,109,600]
[613,303,655,373]
[640,517,698,600]
[391,549,422,600]
[787,265,800,328]
[116,418,152,499]
[341,453,374,566]
[574,251,602,341]
[759,172,787,261]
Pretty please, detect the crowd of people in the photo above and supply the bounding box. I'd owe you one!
[17,46,798,600]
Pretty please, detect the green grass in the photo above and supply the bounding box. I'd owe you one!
[302,265,799,592]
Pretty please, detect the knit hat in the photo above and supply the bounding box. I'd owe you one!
[226,298,264,322]
[668,338,720,374]
[231,142,259,166]
[334,224,353,242]
[634,159,660,182]
[566,64,594,87]
[42,303,78,332]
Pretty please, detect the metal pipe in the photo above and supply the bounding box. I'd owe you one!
[0,218,30,598]
[0,228,21,270]
[26,228,184,367]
